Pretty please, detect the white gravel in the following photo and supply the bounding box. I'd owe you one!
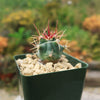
[17,54,81,76]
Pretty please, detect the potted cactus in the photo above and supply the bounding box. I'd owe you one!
[14,21,88,100]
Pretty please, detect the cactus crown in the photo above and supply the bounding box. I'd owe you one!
[33,21,65,63]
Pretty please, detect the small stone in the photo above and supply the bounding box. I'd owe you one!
[61,55,66,58]
[46,62,53,67]
[59,68,67,71]
[70,67,75,69]
[46,62,54,72]
[20,64,28,68]
[33,59,38,64]
[54,63,63,69]
[75,63,82,68]
[22,68,33,76]
[33,72,38,75]
[60,57,68,63]
[35,69,41,74]
[26,54,32,58]
[28,64,34,69]
[55,67,61,71]
[66,63,73,69]
[34,62,40,69]
[32,54,37,59]
[17,54,82,76]
[23,58,33,64]
[16,59,23,65]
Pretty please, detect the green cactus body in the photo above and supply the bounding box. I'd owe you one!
[37,38,64,62]
[33,21,65,63]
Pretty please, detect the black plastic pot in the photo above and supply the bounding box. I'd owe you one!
[14,53,88,100]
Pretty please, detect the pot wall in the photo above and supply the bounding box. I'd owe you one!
[14,53,88,100]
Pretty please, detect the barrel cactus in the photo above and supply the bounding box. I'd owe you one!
[33,21,65,63]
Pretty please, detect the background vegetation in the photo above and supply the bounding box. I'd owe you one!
[0,0,100,89]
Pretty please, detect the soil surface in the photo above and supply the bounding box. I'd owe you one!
[17,54,81,76]
[0,89,17,100]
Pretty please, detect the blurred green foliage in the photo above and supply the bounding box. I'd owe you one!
[62,26,100,60]
[62,26,90,47]
[0,27,32,88]
[0,0,100,88]
[0,0,46,9]
[9,27,32,46]
[1,10,40,32]
[88,35,100,60]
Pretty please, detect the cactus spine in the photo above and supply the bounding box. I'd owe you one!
[33,21,65,63]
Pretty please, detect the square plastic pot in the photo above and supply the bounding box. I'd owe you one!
[14,53,88,100]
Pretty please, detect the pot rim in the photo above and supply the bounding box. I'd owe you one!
[14,53,88,77]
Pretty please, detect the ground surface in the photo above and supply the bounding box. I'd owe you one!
[0,70,100,100]
[0,87,100,100]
